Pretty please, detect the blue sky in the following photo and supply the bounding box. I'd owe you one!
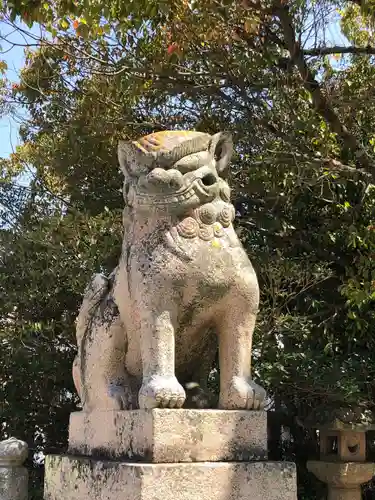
[0,21,42,158]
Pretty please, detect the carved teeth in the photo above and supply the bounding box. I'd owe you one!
[134,187,197,206]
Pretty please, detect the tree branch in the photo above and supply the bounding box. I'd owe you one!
[275,3,375,180]
[250,154,371,178]
[303,45,375,56]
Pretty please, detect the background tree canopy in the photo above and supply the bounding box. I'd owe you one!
[0,0,374,498]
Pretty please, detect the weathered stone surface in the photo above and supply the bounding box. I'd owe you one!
[0,438,28,500]
[68,409,267,462]
[0,467,28,500]
[72,130,266,412]
[44,455,297,500]
[319,429,367,462]
[0,438,28,466]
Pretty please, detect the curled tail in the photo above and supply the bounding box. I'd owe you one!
[73,273,110,400]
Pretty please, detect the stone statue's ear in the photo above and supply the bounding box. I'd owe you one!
[118,140,153,178]
[209,132,233,176]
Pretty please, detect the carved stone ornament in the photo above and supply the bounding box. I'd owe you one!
[0,438,28,466]
[72,130,266,411]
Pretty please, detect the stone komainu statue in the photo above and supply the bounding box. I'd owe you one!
[72,130,266,411]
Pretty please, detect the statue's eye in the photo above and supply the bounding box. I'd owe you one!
[173,151,211,173]
[174,159,200,174]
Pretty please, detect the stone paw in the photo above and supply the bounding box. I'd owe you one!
[219,376,266,410]
[138,376,186,409]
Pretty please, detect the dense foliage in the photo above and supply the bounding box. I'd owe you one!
[0,0,375,498]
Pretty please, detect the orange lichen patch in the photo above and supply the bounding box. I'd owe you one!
[132,130,206,154]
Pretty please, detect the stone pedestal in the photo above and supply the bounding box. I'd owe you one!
[68,409,268,462]
[44,410,297,500]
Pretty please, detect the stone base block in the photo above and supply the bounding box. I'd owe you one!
[44,455,297,500]
[68,409,267,462]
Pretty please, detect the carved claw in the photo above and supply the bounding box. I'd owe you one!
[138,375,186,409]
[219,376,266,411]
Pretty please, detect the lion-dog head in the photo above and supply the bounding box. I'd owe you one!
[118,131,233,217]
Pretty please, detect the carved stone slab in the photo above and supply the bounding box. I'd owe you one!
[68,409,267,462]
[44,455,297,500]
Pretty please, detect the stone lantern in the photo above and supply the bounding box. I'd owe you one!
[0,437,28,500]
[307,419,375,500]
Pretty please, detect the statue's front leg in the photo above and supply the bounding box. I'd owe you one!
[138,307,186,409]
[217,296,266,411]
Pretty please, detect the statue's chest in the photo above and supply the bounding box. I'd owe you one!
[128,224,256,311]
[128,204,250,283]
[164,223,251,286]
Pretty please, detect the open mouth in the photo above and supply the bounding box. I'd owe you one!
[195,176,218,198]
[200,173,217,187]
[135,175,218,206]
